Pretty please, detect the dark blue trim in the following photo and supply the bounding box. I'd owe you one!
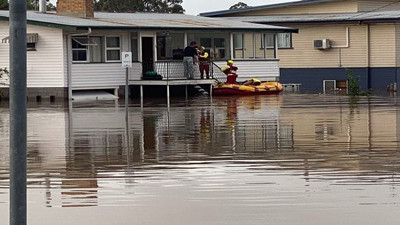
[280,67,398,94]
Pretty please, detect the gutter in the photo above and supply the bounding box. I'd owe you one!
[67,28,92,100]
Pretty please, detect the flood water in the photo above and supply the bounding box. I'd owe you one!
[1,94,400,224]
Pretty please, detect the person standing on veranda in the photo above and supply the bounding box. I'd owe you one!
[183,41,198,79]
[198,46,210,79]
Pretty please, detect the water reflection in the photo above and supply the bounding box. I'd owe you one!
[1,95,400,224]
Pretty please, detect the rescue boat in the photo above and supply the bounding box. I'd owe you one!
[212,81,283,95]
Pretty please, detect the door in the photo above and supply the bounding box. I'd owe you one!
[142,37,154,73]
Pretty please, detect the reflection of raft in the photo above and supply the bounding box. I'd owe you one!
[213,81,283,95]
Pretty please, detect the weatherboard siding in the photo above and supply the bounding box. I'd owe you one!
[278,24,367,68]
[396,24,400,67]
[226,0,358,16]
[71,62,142,88]
[215,60,280,82]
[358,0,400,12]
[369,23,396,67]
[0,21,64,87]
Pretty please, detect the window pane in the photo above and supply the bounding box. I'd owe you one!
[243,33,254,58]
[233,34,242,49]
[233,34,243,58]
[106,37,120,47]
[131,38,138,61]
[214,38,225,48]
[265,34,274,48]
[89,37,103,62]
[255,33,264,58]
[278,33,291,48]
[72,39,85,49]
[73,50,87,61]
[200,38,211,48]
[107,50,120,60]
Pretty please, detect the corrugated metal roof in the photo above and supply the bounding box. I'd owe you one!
[225,10,400,24]
[200,0,338,17]
[0,11,297,32]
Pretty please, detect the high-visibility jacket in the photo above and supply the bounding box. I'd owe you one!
[198,52,210,65]
[251,78,261,85]
[221,65,237,75]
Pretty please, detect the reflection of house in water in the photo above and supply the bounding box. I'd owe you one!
[4,96,400,207]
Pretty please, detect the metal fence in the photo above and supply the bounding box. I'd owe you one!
[143,60,227,83]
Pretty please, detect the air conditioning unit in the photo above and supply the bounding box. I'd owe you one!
[314,39,331,50]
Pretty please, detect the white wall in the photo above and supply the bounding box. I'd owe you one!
[0,21,65,87]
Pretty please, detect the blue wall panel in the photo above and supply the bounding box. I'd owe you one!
[280,67,398,93]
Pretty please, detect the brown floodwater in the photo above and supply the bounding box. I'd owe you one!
[1,94,400,225]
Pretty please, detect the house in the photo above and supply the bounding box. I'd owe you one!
[0,0,296,100]
[201,0,400,93]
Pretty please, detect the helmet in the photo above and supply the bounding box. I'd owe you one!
[200,46,205,50]
[227,60,234,64]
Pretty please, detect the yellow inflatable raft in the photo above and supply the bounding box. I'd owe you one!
[213,81,283,95]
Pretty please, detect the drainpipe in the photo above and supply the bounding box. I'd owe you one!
[67,28,92,100]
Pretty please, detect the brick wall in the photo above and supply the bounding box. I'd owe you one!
[56,0,94,18]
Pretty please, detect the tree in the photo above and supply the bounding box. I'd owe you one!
[47,2,56,11]
[229,2,249,10]
[0,0,8,10]
[94,0,184,13]
[0,1,56,11]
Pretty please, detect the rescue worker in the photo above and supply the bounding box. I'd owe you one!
[221,60,238,84]
[198,46,210,79]
[243,78,261,86]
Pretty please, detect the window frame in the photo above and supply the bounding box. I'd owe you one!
[105,36,121,62]
[72,37,89,63]
[261,33,292,49]
[233,33,243,50]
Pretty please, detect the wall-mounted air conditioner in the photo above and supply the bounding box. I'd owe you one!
[314,39,331,50]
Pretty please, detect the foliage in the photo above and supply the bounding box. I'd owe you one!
[0,67,9,86]
[47,3,56,11]
[229,2,249,10]
[0,0,7,10]
[94,0,184,13]
[345,68,372,96]
[0,1,56,11]
[346,68,361,96]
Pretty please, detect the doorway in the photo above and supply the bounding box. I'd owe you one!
[142,37,154,73]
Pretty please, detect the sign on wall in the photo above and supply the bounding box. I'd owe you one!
[122,52,132,68]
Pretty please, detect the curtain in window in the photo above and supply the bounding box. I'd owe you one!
[89,37,103,62]
[278,33,291,48]
[106,37,120,48]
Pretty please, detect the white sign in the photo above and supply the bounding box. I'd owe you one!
[122,52,132,68]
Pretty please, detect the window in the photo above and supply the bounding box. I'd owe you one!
[261,33,292,49]
[277,33,291,48]
[27,43,36,51]
[233,33,243,49]
[72,36,121,63]
[106,36,121,61]
[72,38,88,62]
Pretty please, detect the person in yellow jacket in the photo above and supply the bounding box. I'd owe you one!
[198,46,210,79]
[221,60,238,84]
[243,78,261,86]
